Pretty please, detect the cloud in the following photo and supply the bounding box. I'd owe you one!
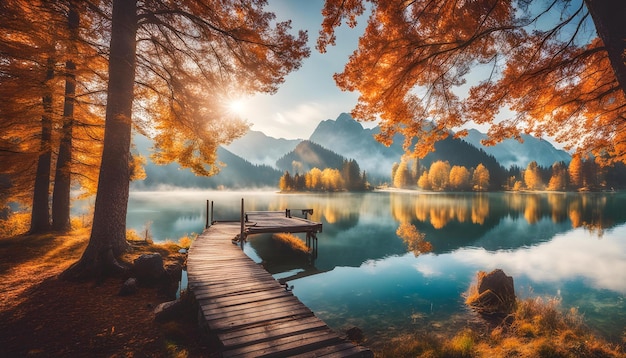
[452,226,626,294]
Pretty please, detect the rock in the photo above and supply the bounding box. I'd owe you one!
[158,263,183,299]
[133,253,166,284]
[346,327,364,343]
[119,277,138,296]
[165,263,183,282]
[154,299,185,322]
[467,269,515,315]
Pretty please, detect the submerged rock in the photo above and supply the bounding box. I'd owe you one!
[466,269,516,315]
[346,326,365,343]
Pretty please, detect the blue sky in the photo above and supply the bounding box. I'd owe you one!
[235,0,370,140]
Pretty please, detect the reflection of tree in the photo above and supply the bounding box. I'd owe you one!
[471,194,489,225]
[568,200,582,228]
[396,223,432,257]
[547,193,567,223]
[523,195,541,224]
[390,193,414,223]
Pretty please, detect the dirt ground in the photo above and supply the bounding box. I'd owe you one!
[0,229,219,357]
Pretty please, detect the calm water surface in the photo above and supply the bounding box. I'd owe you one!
[127,190,626,344]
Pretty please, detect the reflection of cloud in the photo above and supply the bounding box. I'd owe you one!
[453,225,626,294]
[413,261,441,277]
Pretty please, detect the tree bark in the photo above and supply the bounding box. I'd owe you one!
[29,57,54,234]
[52,2,79,232]
[62,0,137,280]
[584,0,626,96]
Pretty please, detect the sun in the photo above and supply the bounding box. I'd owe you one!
[227,98,246,116]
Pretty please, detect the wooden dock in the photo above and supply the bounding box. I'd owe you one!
[187,217,372,357]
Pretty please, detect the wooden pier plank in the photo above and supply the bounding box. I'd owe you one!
[187,218,371,357]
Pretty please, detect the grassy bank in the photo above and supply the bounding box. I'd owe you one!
[375,296,624,357]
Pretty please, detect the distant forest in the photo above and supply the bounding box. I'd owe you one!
[392,155,626,192]
[279,159,369,192]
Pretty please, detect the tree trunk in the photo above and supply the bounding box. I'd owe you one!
[584,0,626,96]
[62,0,137,280]
[29,57,54,234]
[52,3,79,232]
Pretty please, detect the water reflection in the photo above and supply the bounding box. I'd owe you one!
[126,190,626,343]
[389,192,626,240]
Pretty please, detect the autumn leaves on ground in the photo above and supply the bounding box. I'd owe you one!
[0,221,216,357]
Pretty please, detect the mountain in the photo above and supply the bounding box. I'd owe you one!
[131,135,281,189]
[309,113,509,182]
[309,113,404,178]
[224,130,301,168]
[276,140,347,173]
[463,129,571,169]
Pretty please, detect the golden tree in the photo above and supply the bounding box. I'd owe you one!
[318,0,626,162]
[393,159,410,188]
[417,170,430,190]
[547,162,568,191]
[472,164,490,191]
[523,161,543,190]
[568,154,583,188]
[64,0,309,279]
[449,165,471,191]
[0,0,106,233]
[428,160,451,191]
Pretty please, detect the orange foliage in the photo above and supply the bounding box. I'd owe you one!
[319,0,626,162]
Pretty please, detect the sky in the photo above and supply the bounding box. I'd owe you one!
[229,1,590,150]
[233,0,371,140]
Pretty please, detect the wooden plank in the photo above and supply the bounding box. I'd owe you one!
[204,299,307,321]
[195,287,292,307]
[220,317,329,349]
[289,343,373,358]
[187,220,372,358]
[222,329,342,358]
[209,306,314,332]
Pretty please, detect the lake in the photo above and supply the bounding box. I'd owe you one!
[127,190,626,344]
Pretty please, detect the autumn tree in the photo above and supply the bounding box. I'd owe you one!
[449,165,471,191]
[321,168,344,191]
[472,164,490,191]
[306,167,323,190]
[64,0,309,279]
[318,1,626,163]
[524,161,543,191]
[568,154,583,189]
[0,1,58,233]
[393,159,410,188]
[1,0,107,234]
[547,162,568,191]
[428,160,450,191]
[417,170,430,190]
[279,171,294,191]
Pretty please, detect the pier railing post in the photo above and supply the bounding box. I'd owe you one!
[240,198,245,245]
[206,200,210,229]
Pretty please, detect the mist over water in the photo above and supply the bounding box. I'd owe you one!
[127,190,626,343]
